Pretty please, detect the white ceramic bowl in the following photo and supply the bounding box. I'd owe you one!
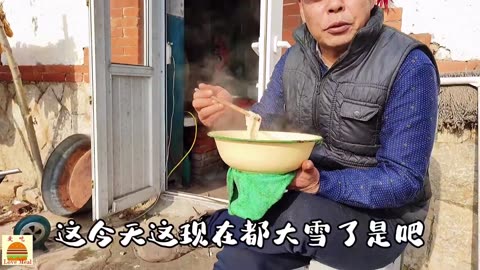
[208,130,323,174]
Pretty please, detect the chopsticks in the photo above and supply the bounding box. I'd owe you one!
[210,96,250,117]
[194,87,261,121]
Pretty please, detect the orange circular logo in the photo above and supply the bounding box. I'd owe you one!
[6,242,28,261]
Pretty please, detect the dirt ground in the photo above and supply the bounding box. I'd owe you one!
[0,198,224,270]
[0,196,11,209]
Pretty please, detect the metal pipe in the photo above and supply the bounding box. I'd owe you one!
[0,168,22,177]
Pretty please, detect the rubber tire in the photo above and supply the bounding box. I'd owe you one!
[13,215,51,250]
[42,134,92,216]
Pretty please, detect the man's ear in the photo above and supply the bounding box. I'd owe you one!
[299,0,306,23]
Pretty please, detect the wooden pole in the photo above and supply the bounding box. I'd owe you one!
[0,7,43,188]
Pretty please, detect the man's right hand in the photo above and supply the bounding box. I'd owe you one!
[192,83,233,128]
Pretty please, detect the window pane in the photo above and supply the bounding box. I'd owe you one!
[110,0,145,65]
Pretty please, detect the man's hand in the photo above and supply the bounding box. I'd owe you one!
[192,83,233,128]
[288,160,320,194]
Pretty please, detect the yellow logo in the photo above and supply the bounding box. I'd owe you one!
[2,235,33,265]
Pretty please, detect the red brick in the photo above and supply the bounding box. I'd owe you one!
[409,33,431,45]
[19,66,35,73]
[123,7,141,17]
[192,138,217,154]
[437,61,469,74]
[18,65,46,73]
[384,8,403,22]
[111,27,123,38]
[111,17,123,28]
[73,65,90,73]
[466,60,480,71]
[42,73,66,82]
[384,21,401,31]
[283,0,298,4]
[111,46,124,56]
[0,72,12,81]
[110,8,123,17]
[45,65,73,73]
[123,47,141,56]
[33,65,46,72]
[111,37,140,47]
[284,15,302,30]
[123,27,140,37]
[65,73,84,82]
[83,73,90,83]
[111,0,139,9]
[111,55,140,65]
[283,3,300,16]
[192,145,217,154]
[122,17,140,27]
[193,136,213,144]
[283,30,295,43]
[21,71,42,82]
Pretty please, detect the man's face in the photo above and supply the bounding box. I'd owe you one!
[299,0,375,50]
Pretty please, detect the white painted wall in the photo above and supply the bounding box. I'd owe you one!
[0,0,89,65]
[0,0,477,65]
[393,0,480,61]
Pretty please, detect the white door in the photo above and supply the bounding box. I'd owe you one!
[253,0,291,101]
[89,0,166,220]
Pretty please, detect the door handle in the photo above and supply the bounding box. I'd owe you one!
[273,36,291,53]
[251,42,260,56]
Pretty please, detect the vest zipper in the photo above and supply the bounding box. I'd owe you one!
[312,50,350,130]
[313,82,319,128]
[296,36,349,130]
[298,43,322,129]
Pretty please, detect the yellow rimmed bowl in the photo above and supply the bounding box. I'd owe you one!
[208,130,323,174]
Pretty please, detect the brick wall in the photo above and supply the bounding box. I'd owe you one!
[282,0,302,47]
[0,0,145,83]
[382,7,480,74]
[0,48,90,83]
[110,0,144,65]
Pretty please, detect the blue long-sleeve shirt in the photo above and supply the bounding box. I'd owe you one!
[251,48,439,209]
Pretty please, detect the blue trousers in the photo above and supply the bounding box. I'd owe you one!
[205,191,408,270]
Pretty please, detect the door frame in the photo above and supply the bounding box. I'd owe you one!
[89,0,166,220]
[253,0,289,101]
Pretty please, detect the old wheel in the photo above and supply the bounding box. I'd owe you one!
[13,215,51,250]
[42,134,92,216]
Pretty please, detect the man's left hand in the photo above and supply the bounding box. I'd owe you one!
[288,160,320,194]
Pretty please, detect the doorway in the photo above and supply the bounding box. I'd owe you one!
[167,0,261,200]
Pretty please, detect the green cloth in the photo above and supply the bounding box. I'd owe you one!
[227,167,295,221]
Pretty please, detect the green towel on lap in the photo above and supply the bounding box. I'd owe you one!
[227,167,295,221]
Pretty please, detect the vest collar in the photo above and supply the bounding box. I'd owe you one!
[294,6,385,72]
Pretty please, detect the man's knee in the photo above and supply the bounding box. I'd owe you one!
[264,191,330,225]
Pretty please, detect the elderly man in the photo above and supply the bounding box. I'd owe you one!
[135,0,439,269]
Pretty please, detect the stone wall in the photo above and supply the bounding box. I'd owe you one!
[0,82,91,189]
[403,131,478,270]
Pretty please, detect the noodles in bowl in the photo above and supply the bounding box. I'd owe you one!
[245,111,262,140]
